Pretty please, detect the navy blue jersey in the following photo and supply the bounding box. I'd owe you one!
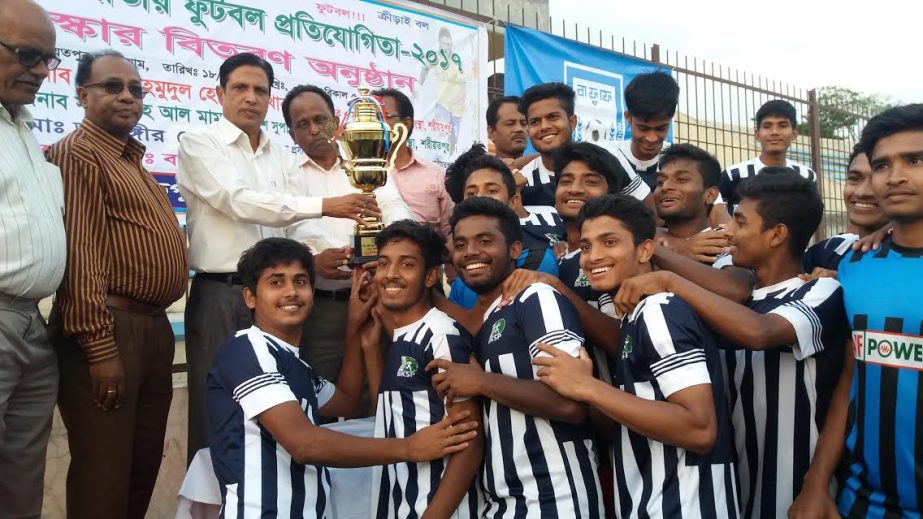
[372,307,480,518]
[722,277,848,518]
[208,327,335,519]
[449,206,563,309]
[475,283,604,518]
[614,292,739,518]
[719,157,816,215]
[802,232,859,272]
[837,237,923,517]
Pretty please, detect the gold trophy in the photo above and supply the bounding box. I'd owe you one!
[336,87,409,264]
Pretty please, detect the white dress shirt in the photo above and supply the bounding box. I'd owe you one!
[0,105,66,299]
[177,118,324,273]
[286,153,414,290]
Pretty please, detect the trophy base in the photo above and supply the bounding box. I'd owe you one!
[350,230,380,266]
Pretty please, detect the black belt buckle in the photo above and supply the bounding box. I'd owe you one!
[198,272,243,285]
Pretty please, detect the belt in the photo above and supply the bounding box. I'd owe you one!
[106,294,168,315]
[314,288,351,302]
[196,272,243,285]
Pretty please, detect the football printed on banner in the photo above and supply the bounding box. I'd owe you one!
[32,0,489,214]
[504,25,670,153]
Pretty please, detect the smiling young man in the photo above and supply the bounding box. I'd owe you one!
[518,82,649,208]
[44,50,189,518]
[359,220,483,518]
[444,144,564,308]
[533,194,738,518]
[615,71,679,190]
[788,104,923,519]
[616,171,849,518]
[719,100,817,215]
[207,238,478,519]
[802,144,889,274]
[429,196,604,518]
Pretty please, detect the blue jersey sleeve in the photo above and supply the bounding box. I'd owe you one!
[516,283,585,358]
[212,330,297,420]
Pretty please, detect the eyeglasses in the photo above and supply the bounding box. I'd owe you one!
[0,38,60,70]
[82,80,149,99]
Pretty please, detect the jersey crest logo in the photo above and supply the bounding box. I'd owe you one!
[489,318,506,343]
[397,356,419,378]
[621,335,634,359]
[574,269,589,288]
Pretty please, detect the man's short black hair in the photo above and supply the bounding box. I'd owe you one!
[75,50,136,93]
[553,142,631,194]
[449,196,522,246]
[846,142,866,171]
[444,143,516,203]
[859,104,923,158]
[282,84,335,128]
[237,237,315,294]
[658,143,721,188]
[577,194,656,246]
[218,52,274,90]
[371,88,414,120]
[624,71,679,120]
[519,82,575,118]
[755,99,797,128]
[376,219,447,270]
[486,96,521,129]
[737,168,823,259]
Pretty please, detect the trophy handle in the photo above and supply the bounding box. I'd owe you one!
[386,122,409,170]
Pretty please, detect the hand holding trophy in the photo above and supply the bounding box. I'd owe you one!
[335,87,409,264]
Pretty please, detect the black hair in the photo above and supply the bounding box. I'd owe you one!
[755,99,797,128]
[444,143,516,203]
[375,219,447,270]
[449,196,523,246]
[658,143,721,188]
[846,142,866,171]
[576,194,656,246]
[486,95,521,128]
[624,71,679,120]
[737,168,823,259]
[553,141,631,194]
[518,82,575,118]
[218,52,274,90]
[237,237,315,294]
[282,84,335,128]
[371,87,414,120]
[859,104,923,158]
[75,50,136,92]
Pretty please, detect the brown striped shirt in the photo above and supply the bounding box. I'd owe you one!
[45,119,187,363]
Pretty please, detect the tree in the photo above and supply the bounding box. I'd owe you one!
[799,86,895,140]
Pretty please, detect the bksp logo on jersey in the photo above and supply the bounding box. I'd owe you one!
[488,318,505,343]
[397,356,419,378]
[853,330,923,370]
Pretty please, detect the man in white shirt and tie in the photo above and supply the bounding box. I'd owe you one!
[282,85,413,410]
[177,54,376,461]
[0,1,67,515]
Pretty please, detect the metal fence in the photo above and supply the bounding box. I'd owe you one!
[414,0,878,239]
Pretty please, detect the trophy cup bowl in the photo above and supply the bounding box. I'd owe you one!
[336,87,409,264]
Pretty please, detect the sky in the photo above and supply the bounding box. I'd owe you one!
[547,0,921,105]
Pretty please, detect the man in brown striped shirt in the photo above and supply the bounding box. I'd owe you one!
[44,50,187,519]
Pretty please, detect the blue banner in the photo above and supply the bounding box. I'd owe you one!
[504,25,669,151]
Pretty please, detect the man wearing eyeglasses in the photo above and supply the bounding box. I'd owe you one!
[282,85,412,411]
[0,1,66,517]
[43,50,187,519]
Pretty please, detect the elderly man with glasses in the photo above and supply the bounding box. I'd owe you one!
[0,1,66,516]
[44,50,188,519]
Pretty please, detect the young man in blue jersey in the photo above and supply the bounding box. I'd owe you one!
[801,144,889,275]
[533,194,738,518]
[615,171,849,518]
[790,104,923,519]
[360,220,483,519]
[428,196,605,518]
[518,82,651,208]
[444,144,564,309]
[720,100,817,215]
[206,238,479,518]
